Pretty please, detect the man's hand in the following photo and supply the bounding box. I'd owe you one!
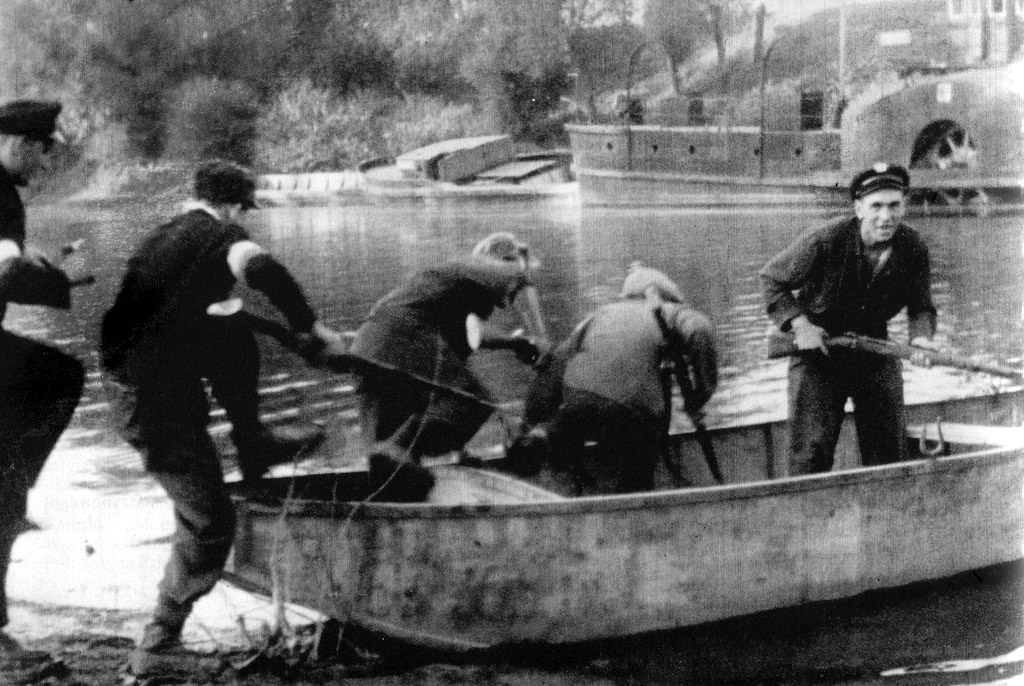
[790,315,828,354]
[511,335,540,365]
[909,336,940,367]
[295,321,350,367]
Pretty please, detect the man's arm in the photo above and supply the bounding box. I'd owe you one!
[904,240,937,345]
[759,230,831,352]
[667,305,719,413]
[227,240,343,351]
[0,240,71,309]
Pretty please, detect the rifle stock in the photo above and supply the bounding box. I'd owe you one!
[766,329,1023,382]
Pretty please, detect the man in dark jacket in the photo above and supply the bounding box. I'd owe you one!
[349,232,542,499]
[759,163,938,474]
[0,100,85,672]
[100,160,343,678]
[511,265,718,495]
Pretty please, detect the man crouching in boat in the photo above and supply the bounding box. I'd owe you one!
[509,265,718,495]
[759,163,938,475]
[99,160,344,679]
[349,232,544,501]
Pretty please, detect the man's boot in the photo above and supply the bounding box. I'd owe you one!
[232,422,326,483]
[130,597,227,681]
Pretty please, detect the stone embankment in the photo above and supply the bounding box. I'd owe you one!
[256,170,364,206]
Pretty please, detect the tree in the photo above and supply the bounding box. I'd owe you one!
[567,23,648,116]
[461,0,568,138]
[643,0,707,95]
[562,0,638,29]
[644,0,753,94]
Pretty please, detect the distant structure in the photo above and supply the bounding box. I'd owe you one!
[873,0,1024,71]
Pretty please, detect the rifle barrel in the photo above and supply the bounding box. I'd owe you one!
[768,330,1022,381]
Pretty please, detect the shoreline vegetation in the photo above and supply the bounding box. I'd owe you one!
[4,1,926,210]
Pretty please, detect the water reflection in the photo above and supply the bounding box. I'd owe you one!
[8,198,1024,443]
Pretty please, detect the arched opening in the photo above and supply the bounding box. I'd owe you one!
[910,120,977,170]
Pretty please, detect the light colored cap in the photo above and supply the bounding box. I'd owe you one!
[620,262,683,303]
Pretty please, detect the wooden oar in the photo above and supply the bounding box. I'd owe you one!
[767,329,1023,382]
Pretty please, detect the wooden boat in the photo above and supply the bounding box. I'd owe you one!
[358,135,578,201]
[227,388,1024,651]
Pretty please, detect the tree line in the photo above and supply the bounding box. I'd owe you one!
[0,0,755,172]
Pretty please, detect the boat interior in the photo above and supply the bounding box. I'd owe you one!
[230,416,1024,510]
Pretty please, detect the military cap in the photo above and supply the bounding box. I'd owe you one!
[849,163,910,200]
[0,99,62,143]
[194,160,259,209]
[620,262,683,303]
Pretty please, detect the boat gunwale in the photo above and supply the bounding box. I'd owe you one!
[235,441,1022,521]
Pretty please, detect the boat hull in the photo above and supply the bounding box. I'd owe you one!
[566,65,1024,209]
[229,392,1024,651]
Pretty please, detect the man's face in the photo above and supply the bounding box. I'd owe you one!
[0,135,49,185]
[854,188,905,246]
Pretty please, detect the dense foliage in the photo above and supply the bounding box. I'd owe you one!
[5,0,925,176]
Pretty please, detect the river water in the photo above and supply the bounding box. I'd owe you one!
[8,195,1024,684]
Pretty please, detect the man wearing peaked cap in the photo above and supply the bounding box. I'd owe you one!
[849,162,910,200]
[0,98,86,672]
[759,163,938,475]
[99,159,344,679]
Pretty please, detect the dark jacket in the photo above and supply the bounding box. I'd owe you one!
[349,257,527,390]
[101,208,316,383]
[759,216,936,340]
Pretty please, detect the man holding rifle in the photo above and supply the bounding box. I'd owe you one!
[0,100,85,671]
[760,163,938,474]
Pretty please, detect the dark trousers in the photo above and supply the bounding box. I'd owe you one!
[356,371,492,463]
[150,446,236,625]
[103,315,261,626]
[0,331,84,628]
[548,388,661,495]
[788,348,907,475]
[105,314,263,473]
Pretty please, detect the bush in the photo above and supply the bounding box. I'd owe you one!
[254,80,393,172]
[163,77,259,164]
[380,95,491,157]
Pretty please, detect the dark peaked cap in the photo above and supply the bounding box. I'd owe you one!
[194,160,260,209]
[0,100,61,141]
[849,163,910,200]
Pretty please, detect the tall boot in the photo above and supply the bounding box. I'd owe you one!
[231,422,326,483]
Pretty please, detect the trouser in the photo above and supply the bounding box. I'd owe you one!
[102,317,264,629]
[356,370,493,463]
[547,388,661,495]
[149,440,237,630]
[788,348,906,475]
[0,331,84,628]
[104,314,265,474]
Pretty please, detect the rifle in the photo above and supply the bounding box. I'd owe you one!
[651,303,724,484]
[766,329,1023,382]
